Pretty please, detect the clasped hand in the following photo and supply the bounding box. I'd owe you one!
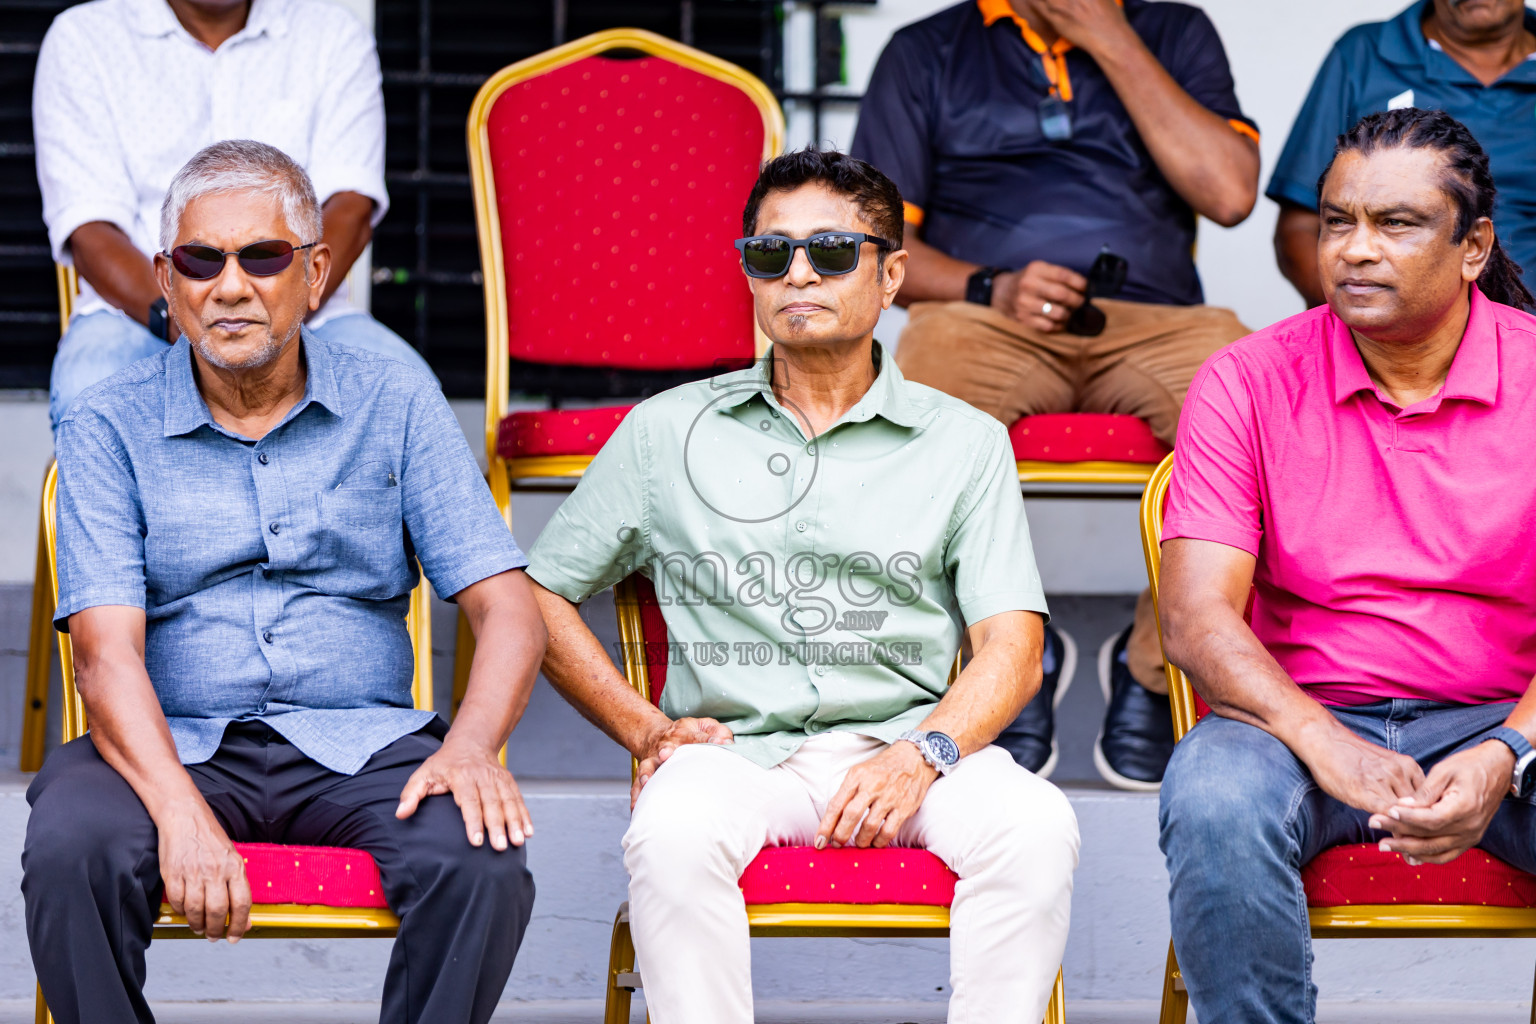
[631,716,735,808]
[1310,730,1511,866]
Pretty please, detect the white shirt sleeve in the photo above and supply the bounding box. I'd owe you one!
[307,9,389,225]
[32,13,140,264]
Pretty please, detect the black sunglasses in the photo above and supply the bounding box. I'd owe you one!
[734,232,893,279]
[166,239,316,281]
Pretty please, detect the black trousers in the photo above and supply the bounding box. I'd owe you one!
[22,720,535,1024]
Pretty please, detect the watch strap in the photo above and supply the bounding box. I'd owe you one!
[965,266,1005,307]
[897,729,956,777]
[1486,726,1536,796]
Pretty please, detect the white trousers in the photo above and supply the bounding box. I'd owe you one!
[622,732,1080,1024]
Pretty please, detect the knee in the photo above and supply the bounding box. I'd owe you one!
[22,797,144,899]
[1159,727,1294,866]
[994,775,1081,870]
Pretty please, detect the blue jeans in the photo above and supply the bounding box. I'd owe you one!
[49,310,434,431]
[1160,700,1536,1024]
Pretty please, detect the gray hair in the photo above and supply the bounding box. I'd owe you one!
[159,140,323,252]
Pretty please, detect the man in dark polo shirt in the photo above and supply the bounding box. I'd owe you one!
[1270,0,1536,308]
[851,0,1260,790]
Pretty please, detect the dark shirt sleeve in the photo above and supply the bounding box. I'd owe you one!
[1161,7,1257,137]
[399,383,527,601]
[1266,39,1354,211]
[52,413,147,630]
[850,27,937,218]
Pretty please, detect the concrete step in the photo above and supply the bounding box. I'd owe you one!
[2,777,1536,1010]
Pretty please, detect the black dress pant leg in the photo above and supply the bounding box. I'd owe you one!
[278,727,536,1024]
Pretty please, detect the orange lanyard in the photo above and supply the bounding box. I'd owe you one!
[1016,19,1075,101]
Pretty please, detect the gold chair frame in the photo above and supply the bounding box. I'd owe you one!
[1138,453,1536,1024]
[600,577,1065,1024]
[34,461,434,1023]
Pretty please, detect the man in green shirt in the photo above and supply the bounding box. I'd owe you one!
[527,150,1079,1024]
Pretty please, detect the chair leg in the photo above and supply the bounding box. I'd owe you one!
[451,608,475,720]
[22,509,54,772]
[34,983,53,1024]
[1159,939,1189,1024]
[1042,967,1065,1024]
[1529,955,1536,1024]
[604,902,640,1024]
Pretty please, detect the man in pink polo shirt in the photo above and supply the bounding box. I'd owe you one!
[1156,107,1536,1024]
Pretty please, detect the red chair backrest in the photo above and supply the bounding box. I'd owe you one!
[633,575,671,706]
[485,52,763,370]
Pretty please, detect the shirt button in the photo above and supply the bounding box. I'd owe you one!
[258,452,269,465]
[269,522,281,535]
[814,664,826,676]
[262,630,274,644]
[807,444,817,455]
[796,521,807,532]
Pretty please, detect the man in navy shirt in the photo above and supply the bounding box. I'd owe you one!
[852,0,1259,790]
[1270,0,1536,308]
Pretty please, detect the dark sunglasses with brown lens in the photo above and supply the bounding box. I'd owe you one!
[166,239,316,280]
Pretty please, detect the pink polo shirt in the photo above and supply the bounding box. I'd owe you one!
[1164,287,1536,706]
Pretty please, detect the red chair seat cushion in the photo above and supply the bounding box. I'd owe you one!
[233,843,389,909]
[1303,844,1536,908]
[739,846,957,906]
[1009,413,1170,464]
[496,405,634,460]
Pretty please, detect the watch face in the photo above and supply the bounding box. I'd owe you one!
[926,732,960,766]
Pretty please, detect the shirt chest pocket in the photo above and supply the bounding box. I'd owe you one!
[315,486,409,596]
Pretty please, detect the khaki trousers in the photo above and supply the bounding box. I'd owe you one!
[895,298,1249,445]
[623,733,1080,1024]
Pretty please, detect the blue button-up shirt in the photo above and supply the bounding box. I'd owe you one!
[53,329,526,774]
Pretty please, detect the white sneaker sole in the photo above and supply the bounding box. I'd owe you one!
[1093,630,1163,792]
[1034,627,1077,781]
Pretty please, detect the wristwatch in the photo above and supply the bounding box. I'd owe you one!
[898,729,960,777]
[965,266,1006,307]
[1485,726,1536,797]
[147,297,170,341]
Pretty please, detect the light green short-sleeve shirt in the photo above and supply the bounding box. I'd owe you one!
[527,344,1049,767]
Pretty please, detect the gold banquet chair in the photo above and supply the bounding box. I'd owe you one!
[1139,453,1536,1024]
[34,460,435,1023]
[600,576,1066,1024]
[20,266,79,772]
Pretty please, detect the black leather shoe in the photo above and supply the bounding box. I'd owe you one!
[995,624,1076,776]
[1094,625,1175,791]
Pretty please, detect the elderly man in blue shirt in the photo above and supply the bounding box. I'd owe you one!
[22,140,545,1024]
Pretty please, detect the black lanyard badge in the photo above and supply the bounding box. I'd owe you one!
[1038,94,1073,142]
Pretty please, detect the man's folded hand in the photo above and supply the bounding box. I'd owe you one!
[1370,740,1513,866]
[396,740,533,851]
[157,800,251,943]
[1302,726,1424,816]
[815,740,938,851]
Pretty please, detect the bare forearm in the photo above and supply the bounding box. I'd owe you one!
[1089,33,1258,226]
[77,650,204,819]
[918,612,1042,755]
[317,192,375,308]
[896,233,980,306]
[1274,206,1326,307]
[69,222,163,326]
[1162,597,1343,758]
[531,583,670,757]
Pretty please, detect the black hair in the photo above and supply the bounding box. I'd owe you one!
[1317,107,1534,310]
[741,148,904,250]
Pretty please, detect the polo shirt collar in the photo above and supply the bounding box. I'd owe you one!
[714,341,921,430]
[127,0,290,43]
[1377,1,1536,86]
[163,326,343,438]
[1328,285,1500,408]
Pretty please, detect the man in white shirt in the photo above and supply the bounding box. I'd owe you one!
[34,0,432,430]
